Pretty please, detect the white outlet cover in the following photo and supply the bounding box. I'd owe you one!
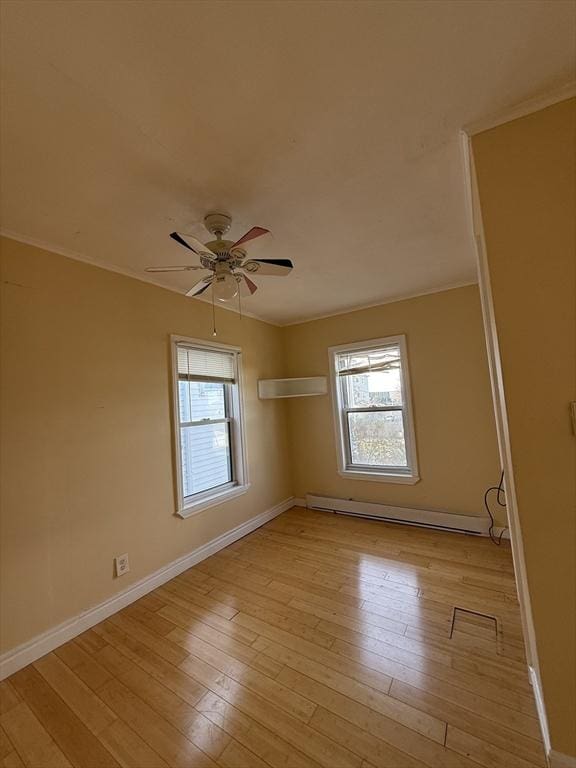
[114,553,130,577]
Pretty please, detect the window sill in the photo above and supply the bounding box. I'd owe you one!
[338,469,420,485]
[176,483,251,518]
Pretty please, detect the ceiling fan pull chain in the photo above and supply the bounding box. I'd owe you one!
[211,285,217,337]
[238,289,243,321]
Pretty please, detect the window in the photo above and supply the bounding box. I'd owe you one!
[329,335,419,483]
[171,336,248,516]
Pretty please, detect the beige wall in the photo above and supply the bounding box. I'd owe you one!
[0,237,292,653]
[472,98,576,758]
[283,285,502,519]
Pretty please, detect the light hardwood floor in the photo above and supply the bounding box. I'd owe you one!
[0,507,546,768]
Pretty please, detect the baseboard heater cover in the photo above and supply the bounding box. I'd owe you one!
[305,494,490,535]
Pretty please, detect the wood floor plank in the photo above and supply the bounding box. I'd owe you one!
[0,726,13,761]
[195,691,321,768]
[74,629,108,655]
[250,651,284,679]
[168,626,317,723]
[95,645,231,760]
[331,639,539,725]
[312,614,453,666]
[256,638,446,743]
[445,725,542,768]
[122,605,175,638]
[97,678,217,768]
[0,701,72,767]
[207,584,321,629]
[389,680,546,767]
[97,720,169,768]
[92,624,208,706]
[0,685,20,718]
[54,641,113,692]
[2,751,25,768]
[156,598,258,645]
[276,667,477,768]
[244,616,394,696]
[1,701,70,768]
[107,614,189,666]
[218,739,271,768]
[34,654,117,736]
[9,666,119,768]
[309,707,429,768]
[156,604,259,662]
[156,582,239,620]
[404,625,529,674]
[179,654,360,768]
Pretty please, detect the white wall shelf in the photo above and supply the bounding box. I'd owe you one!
[258,376,327,399]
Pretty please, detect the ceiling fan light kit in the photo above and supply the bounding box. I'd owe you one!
[213,272,239,302]
[146,213,294,318]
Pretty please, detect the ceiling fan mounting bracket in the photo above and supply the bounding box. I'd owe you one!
[204,212,232,238]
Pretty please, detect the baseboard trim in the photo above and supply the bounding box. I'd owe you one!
[529,665,552,758]
[293,497,307,507]
[0,496,295,681]
[550,751,576,768]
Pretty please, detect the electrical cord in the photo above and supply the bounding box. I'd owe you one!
[484,470,508,545]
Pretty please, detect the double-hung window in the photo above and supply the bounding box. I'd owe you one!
[329,335,419,483]
[171,336,248,516]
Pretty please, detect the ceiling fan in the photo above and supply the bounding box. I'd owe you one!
[146,213,293,303]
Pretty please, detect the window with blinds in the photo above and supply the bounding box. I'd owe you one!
[172,338,247,515]
[329,335,419,483]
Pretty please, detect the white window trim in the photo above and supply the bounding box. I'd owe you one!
[328,334,420,484]
[170,335,250,518]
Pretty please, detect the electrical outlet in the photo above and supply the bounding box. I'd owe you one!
[114,553,130,577]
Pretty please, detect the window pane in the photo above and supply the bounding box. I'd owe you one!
[180,422,231,496]
[343,367,403,408]
[178,380,226,423]
[348,411,407,467]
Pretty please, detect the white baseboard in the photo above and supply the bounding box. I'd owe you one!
[529,665,552,758]
[293,497,307,507]
[305,494,491,535]
[550,751,576,768]
[0,496,295,681]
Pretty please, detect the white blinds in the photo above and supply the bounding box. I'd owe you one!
[337,345,400,377]
[177,344,236,383]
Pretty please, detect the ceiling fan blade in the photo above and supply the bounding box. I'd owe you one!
[230,226,270,249]
[170,232,215,258]
[238,274,258,296]
[186,278,213,297]
[241,258,293,276]
[145,265,203,272]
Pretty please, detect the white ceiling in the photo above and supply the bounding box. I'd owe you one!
[1,1,574,324]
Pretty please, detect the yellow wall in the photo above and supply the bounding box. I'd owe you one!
[472,98,576,757]
[0,237,292,653]
[283,285,502,519]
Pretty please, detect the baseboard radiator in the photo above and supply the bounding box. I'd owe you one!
[305,494,490,535]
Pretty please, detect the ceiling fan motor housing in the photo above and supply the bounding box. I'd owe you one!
[205,239,246,265]
[145,214,292,299]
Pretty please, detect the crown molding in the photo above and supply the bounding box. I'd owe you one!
[281,281,478,327]
[0,229,277,326]
[1,229,479,328]
[462,82,576,136]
